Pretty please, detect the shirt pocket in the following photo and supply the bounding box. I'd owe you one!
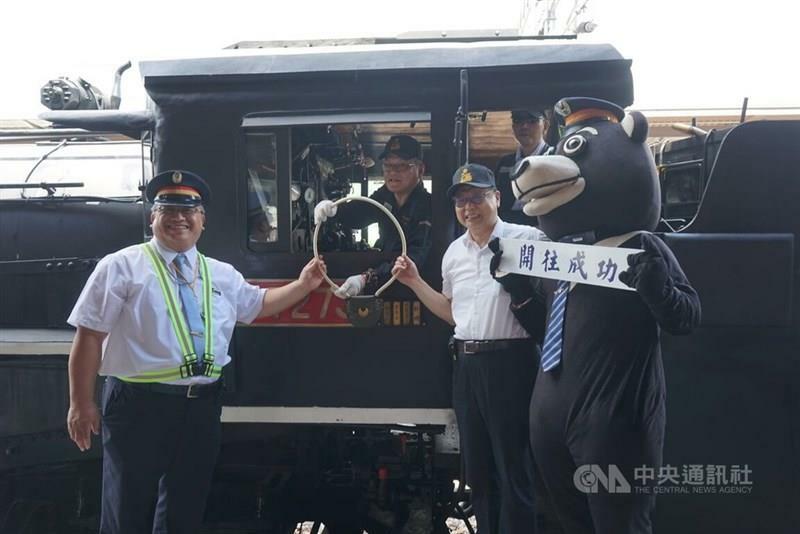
[209,288,236,346]
[450,268,476,304]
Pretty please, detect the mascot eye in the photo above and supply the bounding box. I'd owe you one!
[563,135,587,156]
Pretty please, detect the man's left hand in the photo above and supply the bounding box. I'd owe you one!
[299,257,327,291]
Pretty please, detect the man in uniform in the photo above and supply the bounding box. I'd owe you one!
[392,164,544,534]
[66,170,326,534]
[248,207,276,243]
[495,109,551,225]
[313,134,432,297]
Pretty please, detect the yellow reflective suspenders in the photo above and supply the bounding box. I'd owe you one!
[120,244,219,383]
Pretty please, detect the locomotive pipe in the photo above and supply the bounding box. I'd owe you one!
[109,61,132,110]
[670,123,707,136]
[739,96,749,123]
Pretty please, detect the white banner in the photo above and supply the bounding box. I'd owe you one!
[497,238,643,291]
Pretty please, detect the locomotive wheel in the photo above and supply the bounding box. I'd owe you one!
[282,521,332,534]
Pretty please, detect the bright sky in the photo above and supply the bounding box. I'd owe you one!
[1,0,797,119]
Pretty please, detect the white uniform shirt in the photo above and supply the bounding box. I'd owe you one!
[68,238,266,384]
[442,219,545,341]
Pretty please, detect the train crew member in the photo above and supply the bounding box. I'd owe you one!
[65,170,326,534]
[391,163,543,534]
[495,109,551,225]
[314,134,432,297]
[248,207,276,243]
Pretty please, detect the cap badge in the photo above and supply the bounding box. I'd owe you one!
[172,171,183,184]
[389,138,401,150]
[460,168,473,184]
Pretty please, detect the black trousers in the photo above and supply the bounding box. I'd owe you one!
[452,342,539,534]
[100,377,223,534]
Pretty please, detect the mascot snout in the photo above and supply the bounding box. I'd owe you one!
[511,155,585,216]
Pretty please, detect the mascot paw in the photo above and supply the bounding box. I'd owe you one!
[488,237,503,276]
[620,233,671,303]
[488,237,535,301]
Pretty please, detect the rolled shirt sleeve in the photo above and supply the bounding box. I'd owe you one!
[67,254,129,333]
[441,249,454,300]
[229,268,268,324]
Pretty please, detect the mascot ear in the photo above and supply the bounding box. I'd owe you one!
[622,111,649,143]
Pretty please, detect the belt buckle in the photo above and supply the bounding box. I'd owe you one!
[464,341,479,354]
[186,384,200,399]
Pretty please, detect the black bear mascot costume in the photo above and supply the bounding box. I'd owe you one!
[490,97,701,534]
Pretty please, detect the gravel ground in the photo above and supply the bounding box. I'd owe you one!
[445,517,478,533]
[294,518,477,533]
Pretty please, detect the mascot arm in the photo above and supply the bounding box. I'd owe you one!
[620,233,702,335]
[488,237,536,302]
[489,237,548,341]
[509,279,548,342]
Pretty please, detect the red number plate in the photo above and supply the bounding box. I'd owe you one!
[247,279,350,327]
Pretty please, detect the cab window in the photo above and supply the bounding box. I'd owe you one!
[244,132,279,245]
[242,113,431,253]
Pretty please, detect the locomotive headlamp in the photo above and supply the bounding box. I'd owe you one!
[40,77,106,110]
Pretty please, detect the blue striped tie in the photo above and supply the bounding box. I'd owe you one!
[174,254,205,365]
[541,280,569,372]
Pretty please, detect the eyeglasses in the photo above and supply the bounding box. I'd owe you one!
[382,162,416,173]
[155,206,204,217]
[453,190,494,208]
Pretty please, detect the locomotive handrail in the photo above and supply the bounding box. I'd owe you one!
[0,182,84,190]
[312,195,407,298]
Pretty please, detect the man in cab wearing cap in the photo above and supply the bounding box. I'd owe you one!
[495,109,552,225]
[313,134,432,298]
[65,170,327,534]
[392,164,545,534]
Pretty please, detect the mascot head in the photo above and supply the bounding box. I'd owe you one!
[511,97,660,241]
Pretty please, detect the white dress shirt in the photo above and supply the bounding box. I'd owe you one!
[68,238,266,384]
[442,219,545,341]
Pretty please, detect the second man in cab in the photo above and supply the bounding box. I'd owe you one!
[495,109,552,225]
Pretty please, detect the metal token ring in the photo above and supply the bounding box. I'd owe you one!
[312,196,408,298]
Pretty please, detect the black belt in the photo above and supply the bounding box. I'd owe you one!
[455,338,530,355]
[123,379,222,399]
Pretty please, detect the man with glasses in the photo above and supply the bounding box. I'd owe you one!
[496,109,552,225]
[392,163,544,534]
[66,170,326,533]
[314,134,432,297]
